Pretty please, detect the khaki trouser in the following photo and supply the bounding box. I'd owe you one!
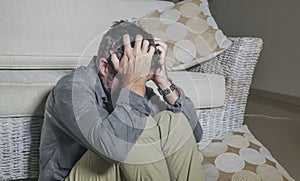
[66,111,205,181]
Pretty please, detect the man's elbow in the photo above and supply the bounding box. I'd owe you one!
[94,137,132,162]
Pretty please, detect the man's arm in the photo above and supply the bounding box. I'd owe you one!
[147,83,203,143]
[53,82,151,162]
[150,39,203,142]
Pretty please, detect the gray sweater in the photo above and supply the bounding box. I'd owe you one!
[38,57,202,180]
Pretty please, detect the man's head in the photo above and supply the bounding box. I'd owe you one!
[97,20,160,77]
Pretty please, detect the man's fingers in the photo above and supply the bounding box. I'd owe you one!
[156,46,166,55]
[142,40,150,53]
[123,34,131,48]
[110,51,120,72]
[154,38,167,62]
[154,39,167,51]
[133,34,143,54]
[123,34,132,56]
[155,46,167,64]
[156,45,166,55]
[148,46,155,55]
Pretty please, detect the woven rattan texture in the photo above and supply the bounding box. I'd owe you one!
[196,106,225,143]
[0,37,263,180]
[0,117,43,180]
[189,37,263,137]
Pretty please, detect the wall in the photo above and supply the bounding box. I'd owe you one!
[209,0,300,98]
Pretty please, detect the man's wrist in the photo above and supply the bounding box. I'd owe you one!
[125,81,146,97]
[158,82,180,105]
[156,79,172,90]
[158,83,176,97]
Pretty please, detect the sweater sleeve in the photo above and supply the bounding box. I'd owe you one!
[53,83,151,162]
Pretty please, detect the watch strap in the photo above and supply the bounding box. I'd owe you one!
[158,83,176,96]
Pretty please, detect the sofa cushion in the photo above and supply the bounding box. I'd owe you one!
[0,70,70,117]
[0,70,225,117]
[147,71,225,109]
[137,0,232,70]
[0,0,173,69]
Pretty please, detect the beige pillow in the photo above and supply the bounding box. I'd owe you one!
[137,0,232,70]
[198,125,295,181]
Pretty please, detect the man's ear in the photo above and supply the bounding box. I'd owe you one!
[98,58,109,76]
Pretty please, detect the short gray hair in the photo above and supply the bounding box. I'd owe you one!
[96,20,160,75]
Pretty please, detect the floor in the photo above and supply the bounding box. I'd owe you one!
[244,91,300,180]
[13,90,300,181]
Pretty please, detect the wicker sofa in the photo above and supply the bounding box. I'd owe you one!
[0,37,263,180]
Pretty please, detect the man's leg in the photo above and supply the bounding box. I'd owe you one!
[65,115,170,181]
[120,111,205,181]
[119,116,170,180]
[66,111,204,181]
[155,111,205,181]
[65,150,122,181]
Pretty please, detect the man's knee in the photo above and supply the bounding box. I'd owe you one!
[155,111,191,132]
[155,111,196,156]
[155,111,189,126]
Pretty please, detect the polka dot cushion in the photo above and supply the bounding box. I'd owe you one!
[198,125,295,181]
[137,0,232,70]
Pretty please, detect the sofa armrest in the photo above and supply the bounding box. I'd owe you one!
[188,37,263,135]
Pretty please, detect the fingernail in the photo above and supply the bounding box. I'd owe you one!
[137,34,143,39]
[110,50,113,55]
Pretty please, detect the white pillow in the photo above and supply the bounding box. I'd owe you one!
[146,71,225,109]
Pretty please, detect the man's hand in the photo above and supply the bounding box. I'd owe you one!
[152,38,179,105]
[152,38,171,90]
[110,34,155,97]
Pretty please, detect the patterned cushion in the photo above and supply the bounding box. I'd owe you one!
[198,125,295,181]
[137,0,232,70]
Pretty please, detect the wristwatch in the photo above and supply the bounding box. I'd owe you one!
[158,83,176,96]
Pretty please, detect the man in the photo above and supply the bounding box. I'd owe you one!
[39,21,205,181]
